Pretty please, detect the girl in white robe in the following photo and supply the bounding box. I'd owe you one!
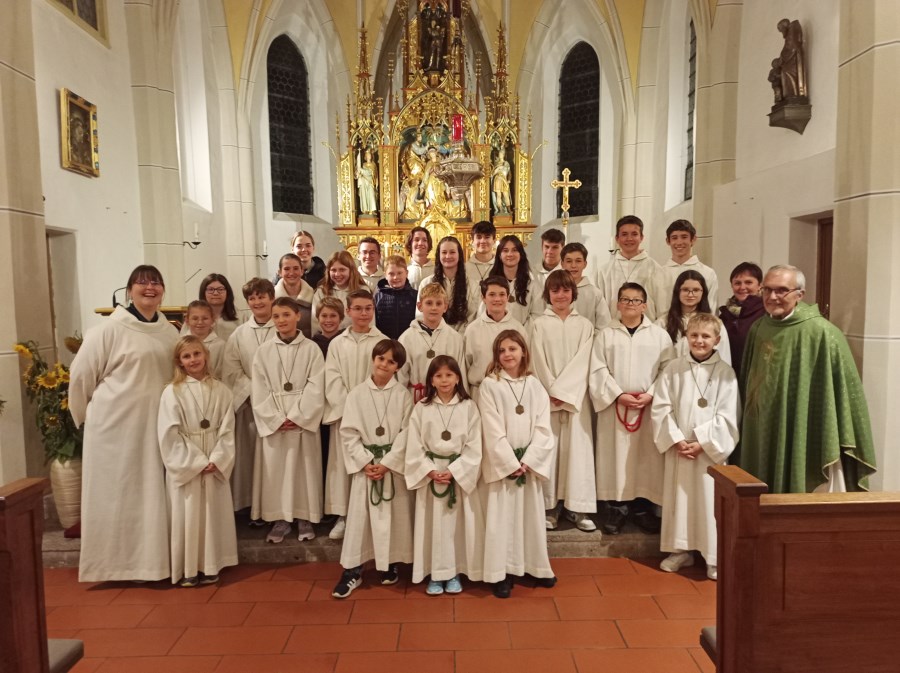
[331,339,415,598]
[405,355,485,594]
[479,330,556,598]
[324,291,386,539]
[182,301,226,378]
[589,283,675,534]
[69,266,178,582]
[251,297,326,543]
[651,314,739,580]
[656,269,731,366]
[221,279,276,513]
[158,336,238,586]
[530,270,597,531]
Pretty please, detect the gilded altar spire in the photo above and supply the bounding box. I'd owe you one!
[355,24,374,119]
[493,22,511,120]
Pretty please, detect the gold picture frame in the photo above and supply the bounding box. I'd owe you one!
[60,88,99,177]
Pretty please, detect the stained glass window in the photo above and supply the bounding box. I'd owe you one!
[558,42,600,217]
[684,20,697,201]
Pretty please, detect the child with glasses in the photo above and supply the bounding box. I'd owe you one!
[658,270,731,365]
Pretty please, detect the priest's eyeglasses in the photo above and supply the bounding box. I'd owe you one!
[618,297,645,305]
[760,286,801,298]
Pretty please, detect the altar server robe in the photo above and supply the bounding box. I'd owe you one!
[465,257,494,289]
[530,308,597,513]
[408,259,435,290]
[596,251,662,320]
[418,272,480,333]
[69,306,178,582]
[496,273,543,328]
[324,327,386,515]
[313,287,352,330]
[203,332,226,378]
[222,319,276,510]
[653,256,720,315]
[479,373,555,582]
[405,395,485,583]
[339,378,415,570]
[398,318,466,398]
[656,313,732,366]
[158,378,238,582]
[463,311,527,401]
[590,319,675,504]
[651,351,739,565]
[274,278,316,337]
[251,335,325,522]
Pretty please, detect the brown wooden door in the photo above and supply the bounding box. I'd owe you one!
[817,217,833,318]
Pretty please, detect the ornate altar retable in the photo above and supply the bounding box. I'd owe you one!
[334,0,536,257]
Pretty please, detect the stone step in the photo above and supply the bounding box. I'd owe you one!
[41,511,663,569]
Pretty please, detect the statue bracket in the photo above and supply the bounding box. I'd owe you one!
[768,98,811,134]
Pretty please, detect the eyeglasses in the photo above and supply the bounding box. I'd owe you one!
[680,288,702,295]
[134,279,163,287]
[206,287,227,294]
[618,297,645,306]
[760,287,801,298]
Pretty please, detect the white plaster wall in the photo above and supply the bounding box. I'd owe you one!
[734,0,838,179]
[33,0,143,333]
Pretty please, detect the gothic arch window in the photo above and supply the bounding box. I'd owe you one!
[557,42,600,217]
[267,35,313,215]
[684,20,697,201]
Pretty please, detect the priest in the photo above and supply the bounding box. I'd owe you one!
[738,265,876,493]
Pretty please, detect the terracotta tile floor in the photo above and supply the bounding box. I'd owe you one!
[46,557,717,673]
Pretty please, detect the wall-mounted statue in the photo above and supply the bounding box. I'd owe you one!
[356,148,379,215]
[768,18,811,134]
[491,148,512,215]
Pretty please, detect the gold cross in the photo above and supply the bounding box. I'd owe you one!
[551,168,582,226]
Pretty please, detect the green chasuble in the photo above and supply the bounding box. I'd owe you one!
[738,302,876,493]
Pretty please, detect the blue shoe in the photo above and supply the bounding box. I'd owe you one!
[444,575,463,594]
[426,579,444,595]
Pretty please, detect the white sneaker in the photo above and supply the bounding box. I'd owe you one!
[707,565,717,581]
[329,516,346,540]
[297,519,316,541]
[266,520,291,544]
[659,551,695,573]
[545,511,559,530]
[564,510,597,532]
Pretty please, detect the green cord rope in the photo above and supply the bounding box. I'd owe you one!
[364,443,395,506]
[425,450,461,508]
[507,445,529,486]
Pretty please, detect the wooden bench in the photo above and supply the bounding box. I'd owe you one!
[707,465,900,673]
[0,478,83,673]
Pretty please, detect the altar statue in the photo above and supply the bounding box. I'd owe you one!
[356,149,378,215]
[777,19,806,100]
[491,148,512,215]
[422,146,467,219]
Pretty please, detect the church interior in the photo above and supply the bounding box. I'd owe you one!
[2,0,899,669]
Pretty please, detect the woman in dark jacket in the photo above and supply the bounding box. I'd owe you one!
[717,262,765,377]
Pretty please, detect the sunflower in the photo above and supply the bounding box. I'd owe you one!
[14,343,33,359]
[38,370,60,389]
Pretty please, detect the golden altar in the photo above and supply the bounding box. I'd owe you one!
[333,0,536,256]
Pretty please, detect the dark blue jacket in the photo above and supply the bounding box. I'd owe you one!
[374,278,417,340]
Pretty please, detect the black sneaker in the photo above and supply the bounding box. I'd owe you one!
[493,575,513,599]
[632,510,661,534]
[602,505,628,535]
[199,573,219,585]
[380,564,400,585]
[534,576,558,589]
[332,569,362,598]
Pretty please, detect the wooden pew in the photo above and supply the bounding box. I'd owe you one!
[708,465,900,673]
[0,478,83,673]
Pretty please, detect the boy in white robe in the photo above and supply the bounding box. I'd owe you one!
[184,300,226,378]
[464,220,497,288]
[530,270,598,533]
[653,219,720,313]
[590,282,675,535]
[324,289,386,539]
[221,278,277,514]
[651,313,739,581]
[405,355,485,593]
[463,276,527,401]
[332,339,415,598]
[480,330,556,598]
[251,297,326,543]
[596,215,662,320]
[158,336,238,586]
[399,282,466,402]
[405,226,435,290]
[562,242,612,334]
[531,227,565,306]
[357,236,385,292]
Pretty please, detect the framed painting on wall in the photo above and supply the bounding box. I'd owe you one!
[60,88,99,177]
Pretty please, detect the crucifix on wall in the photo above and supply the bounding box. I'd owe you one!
[551,167,582,233]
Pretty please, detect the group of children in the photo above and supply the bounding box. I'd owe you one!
[159,214,739,593]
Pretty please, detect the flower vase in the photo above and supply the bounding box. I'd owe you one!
[49,457,82,531]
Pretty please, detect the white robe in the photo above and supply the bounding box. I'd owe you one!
[589,319,675,504]
[529,308,597,513]
[493,272,543,328]
[221,319,276,510]
[651,352,739,565]
[158,378,238,582]
[462,311,527,400]
[312,287,352,330]
[531,261,562,312]
[358,266,385,293]
[339,378,415,570]
[274,278,317,336]
[408,259,435,290]
[417,272,480,334]
[464,257,494,289]
[398,318,466,400]
[573,276,613,335]
[479,373,555,582]
[655,313,732,366]
[250,335,325,522]
[69,306,178,582]
[653,256,720,315]
[324,327,386,515]
[405,395,485,582]
[202,332,226,379]
[596,251,662,321]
